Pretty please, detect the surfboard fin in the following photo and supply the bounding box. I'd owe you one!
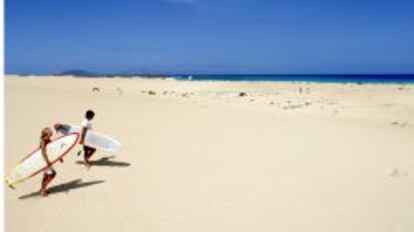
[4,177,15,190]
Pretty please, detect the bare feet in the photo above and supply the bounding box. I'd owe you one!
[40,189,49,197]
[84,160,91,168]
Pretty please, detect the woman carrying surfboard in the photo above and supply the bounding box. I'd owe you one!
[79,110,97,167]
[40,127,56,197]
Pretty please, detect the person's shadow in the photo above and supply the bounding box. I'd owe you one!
[19,179,104,200]
[76,156,131,167]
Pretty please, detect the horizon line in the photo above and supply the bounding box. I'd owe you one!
[6,73,414,76]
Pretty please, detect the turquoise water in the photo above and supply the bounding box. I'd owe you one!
[174,74,414,84]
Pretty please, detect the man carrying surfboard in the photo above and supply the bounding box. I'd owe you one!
[79,110,97,167]
[40,127,57,197]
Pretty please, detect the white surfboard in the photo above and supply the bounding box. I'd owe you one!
[5,133,79,188]
[54,123,122,152]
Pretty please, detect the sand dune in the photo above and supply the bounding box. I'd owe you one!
[5,76,414,232]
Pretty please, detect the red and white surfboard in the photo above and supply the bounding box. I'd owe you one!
[5,133,79,188]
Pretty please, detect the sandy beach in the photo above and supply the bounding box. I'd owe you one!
[5,75,414,232]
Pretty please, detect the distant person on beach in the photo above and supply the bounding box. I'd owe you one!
[79,110,97,167]
[39,127,56,197]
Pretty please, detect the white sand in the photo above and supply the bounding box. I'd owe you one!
[5,76,414,232]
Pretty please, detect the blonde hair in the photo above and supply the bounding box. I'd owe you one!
[40,127,53,139]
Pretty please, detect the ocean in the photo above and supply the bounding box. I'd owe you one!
[173,74,414,84]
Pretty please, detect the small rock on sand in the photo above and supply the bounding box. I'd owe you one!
[391,121,411,128]
[283,104,302,110]
[391,168,400,177]
[116,87,123,95]
[390,168,408,178]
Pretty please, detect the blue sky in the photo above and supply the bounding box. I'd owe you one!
[6,0,414,74]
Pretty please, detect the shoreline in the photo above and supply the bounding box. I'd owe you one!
[6,74,414,85]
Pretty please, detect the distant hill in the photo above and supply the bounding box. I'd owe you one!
[55,69,171,78]
[56,69,97,77]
